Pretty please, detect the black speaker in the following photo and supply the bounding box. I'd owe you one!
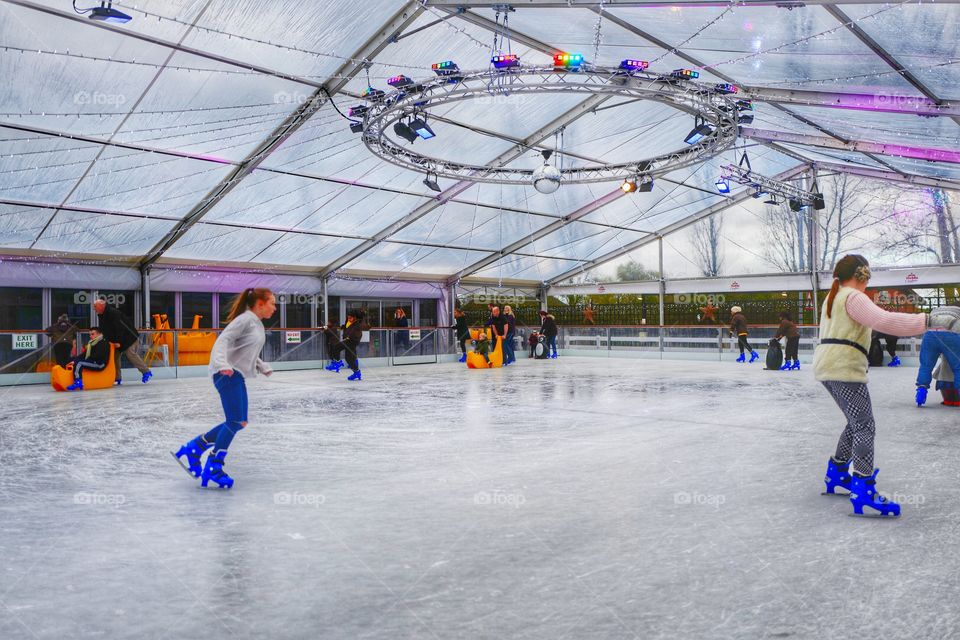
[789,199,803,212]
[813,193,825,210]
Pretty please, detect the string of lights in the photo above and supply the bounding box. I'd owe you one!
[648,2,736,66]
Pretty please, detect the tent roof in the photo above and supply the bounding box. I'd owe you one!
[2,0,959,284]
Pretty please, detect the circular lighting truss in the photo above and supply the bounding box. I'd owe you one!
[360,67,742,186]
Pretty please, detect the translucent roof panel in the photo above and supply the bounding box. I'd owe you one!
[163,224,287,263]
[33,210,177,256]
[349,242,492,277]
[527,223,647,262]
[471,253,583,282]
[0,204,56,249]
[776,144,887,170]
[786,105,960,151]
[250,234,364,268]
[0,131,102,203]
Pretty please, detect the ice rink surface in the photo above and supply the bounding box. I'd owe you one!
[1,356,958,639]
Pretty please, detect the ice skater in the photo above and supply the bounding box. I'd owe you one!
[775,311,800,370]
[329,310,364,381]
[453,308,470,363]
[815,255,927,517]
[172,288,276,489]
[323,319,343,372]
[729,306,758,363]
[65,326,110,391]
[914,306,960,407]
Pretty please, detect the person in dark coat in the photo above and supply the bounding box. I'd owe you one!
[502,305,517,365]
[46,313,77,367]
[484,306,507,351]
[94,297,152,384]
[66,326,110,390]
[330,311,365,381]
[394,308,410,352]
[453,308,470,363]
[322,319,341,371]
[539,310,559,358]
[775,311,801,370]
[729,305,759,363]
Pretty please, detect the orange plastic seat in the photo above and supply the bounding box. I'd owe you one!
[50,342,118,391]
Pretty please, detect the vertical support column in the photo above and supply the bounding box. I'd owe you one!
[174,291,183,330]
[539,285,548,312]
[809,165,821,333]
[141,266,151,330]
[42,287,51,346]
[322,277,330,326]
[310,284,319,329]
[658,235,665,360]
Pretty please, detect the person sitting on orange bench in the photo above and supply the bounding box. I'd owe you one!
[66,326,110,391]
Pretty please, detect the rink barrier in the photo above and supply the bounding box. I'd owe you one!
[0,325,922,385]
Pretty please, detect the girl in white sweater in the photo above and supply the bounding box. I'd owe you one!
[815,255,927,516]
[173,288,276,489]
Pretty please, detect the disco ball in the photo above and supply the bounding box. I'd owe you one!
[532,163,561,194]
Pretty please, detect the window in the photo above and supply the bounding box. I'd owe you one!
[285,298,311,329]
[52,288,91,331]
[418,300,438,327]
[0,287,42,330]
[149,291,176,330]
[97,290,136,327]
[182,292,213,329]
[219,293,241,327]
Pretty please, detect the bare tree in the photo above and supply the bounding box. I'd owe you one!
[878,188,959,264]
[690,213,724,276]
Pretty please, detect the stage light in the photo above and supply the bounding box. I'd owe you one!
[715,83,738,95]
[348,105,368,118]
[423,172,441,193]
[764,195,781,205]
[715,177,730,194]
[619,59,649,72]
[393,120,418,143]
[738,114,754,125]
[388,75,413,88]
[789,198,803,212]
[639,176,654,192]
[553,52,584,70]
[671,68,700,80]
[363,87,385,102]
[87,1,132,23]
[409,117,436,140]
[621,178,638,193]
[813,193,826,210]
[736,99,754,111]
[350,121,364,134]
[684,119,713,145]
[432,61,460,75]
[492,54,520,69]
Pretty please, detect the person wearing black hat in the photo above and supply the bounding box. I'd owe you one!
[46,313,77,367]
[330,310,365,381]
[93,296,152,384]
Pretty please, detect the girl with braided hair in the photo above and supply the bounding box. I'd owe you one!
[815,255,927,517]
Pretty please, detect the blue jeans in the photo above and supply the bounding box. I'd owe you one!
[504,332,516,363]
[917,331,960,388]
[203,372,248,451]
[547,336,558,356]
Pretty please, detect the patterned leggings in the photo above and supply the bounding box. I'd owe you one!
[822,381,876,476]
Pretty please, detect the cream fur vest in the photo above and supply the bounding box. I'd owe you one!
[814,286,872,383]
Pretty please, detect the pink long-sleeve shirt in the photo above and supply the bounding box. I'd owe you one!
[845,290,927,337]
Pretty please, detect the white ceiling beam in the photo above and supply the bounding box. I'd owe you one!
[742,127,960,165]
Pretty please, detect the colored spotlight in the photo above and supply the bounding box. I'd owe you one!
[492,54,520,69]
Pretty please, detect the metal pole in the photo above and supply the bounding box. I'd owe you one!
[658,235,665,359]
[539,285,549,312]
[322,277,329,326]
[809,165,821,330]
[141,267,151,330]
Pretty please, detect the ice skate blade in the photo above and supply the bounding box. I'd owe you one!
[170,450,200,478]
[848,511,900,519]
[821,490,850,497]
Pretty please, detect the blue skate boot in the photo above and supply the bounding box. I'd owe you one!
[748,350,760,363]
[791,360,801,371]
[142,371,152,384]
[780,360,793,371]
[887,355,901,367]
[916,386,928,407]
[822,457,852,495]
[324,360,338,371]
[171,437,211,478]
[736,353,746,363]
[849,469,900,517]
[200,450,233,489]
[347,369,362,381]
[66,379,83,391]
[458,354,467,363]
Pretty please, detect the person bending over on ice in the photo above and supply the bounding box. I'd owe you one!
[815,255,927,517]
[453,308,470,363]
[914,306,960,407]
[775,311,800,370]
[323,319,342,372]
[729,306,758,363]
[66,326,110,391]
[172,288,275,489]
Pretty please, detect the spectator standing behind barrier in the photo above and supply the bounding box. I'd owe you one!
[539,310,558,359]
[776,311,801,371]
[94,296,152,385]
[729,306,759,364]
[583,303,595,325]
[394,308,410,352]
[453,308,470,363]
[502,305,517,365]
[46,313,77,367]
[65,326,110,391]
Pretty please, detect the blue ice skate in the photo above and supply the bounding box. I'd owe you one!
[347,370,362,381]
[887,355,901,367]
[171,437,211,478]
[458,354,467,363]
[142,371,152,384]
[66,379,83,391]
[849,469,900,517]
[736,353,746,363]
[200,450,233,489]
[916,386,928,407]
[780,360,793,371]
[324,361,337,372]
[791,360,801,371]
[748,350,760,363]
[822,458,852,495]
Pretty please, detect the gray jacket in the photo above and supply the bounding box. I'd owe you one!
[209,310,272,379]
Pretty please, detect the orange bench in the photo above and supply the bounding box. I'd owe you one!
[50,342,118,391]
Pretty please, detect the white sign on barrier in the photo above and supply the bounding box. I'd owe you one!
[408,329,421,342]
[285,331,301,344]
[13,334,36,350]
